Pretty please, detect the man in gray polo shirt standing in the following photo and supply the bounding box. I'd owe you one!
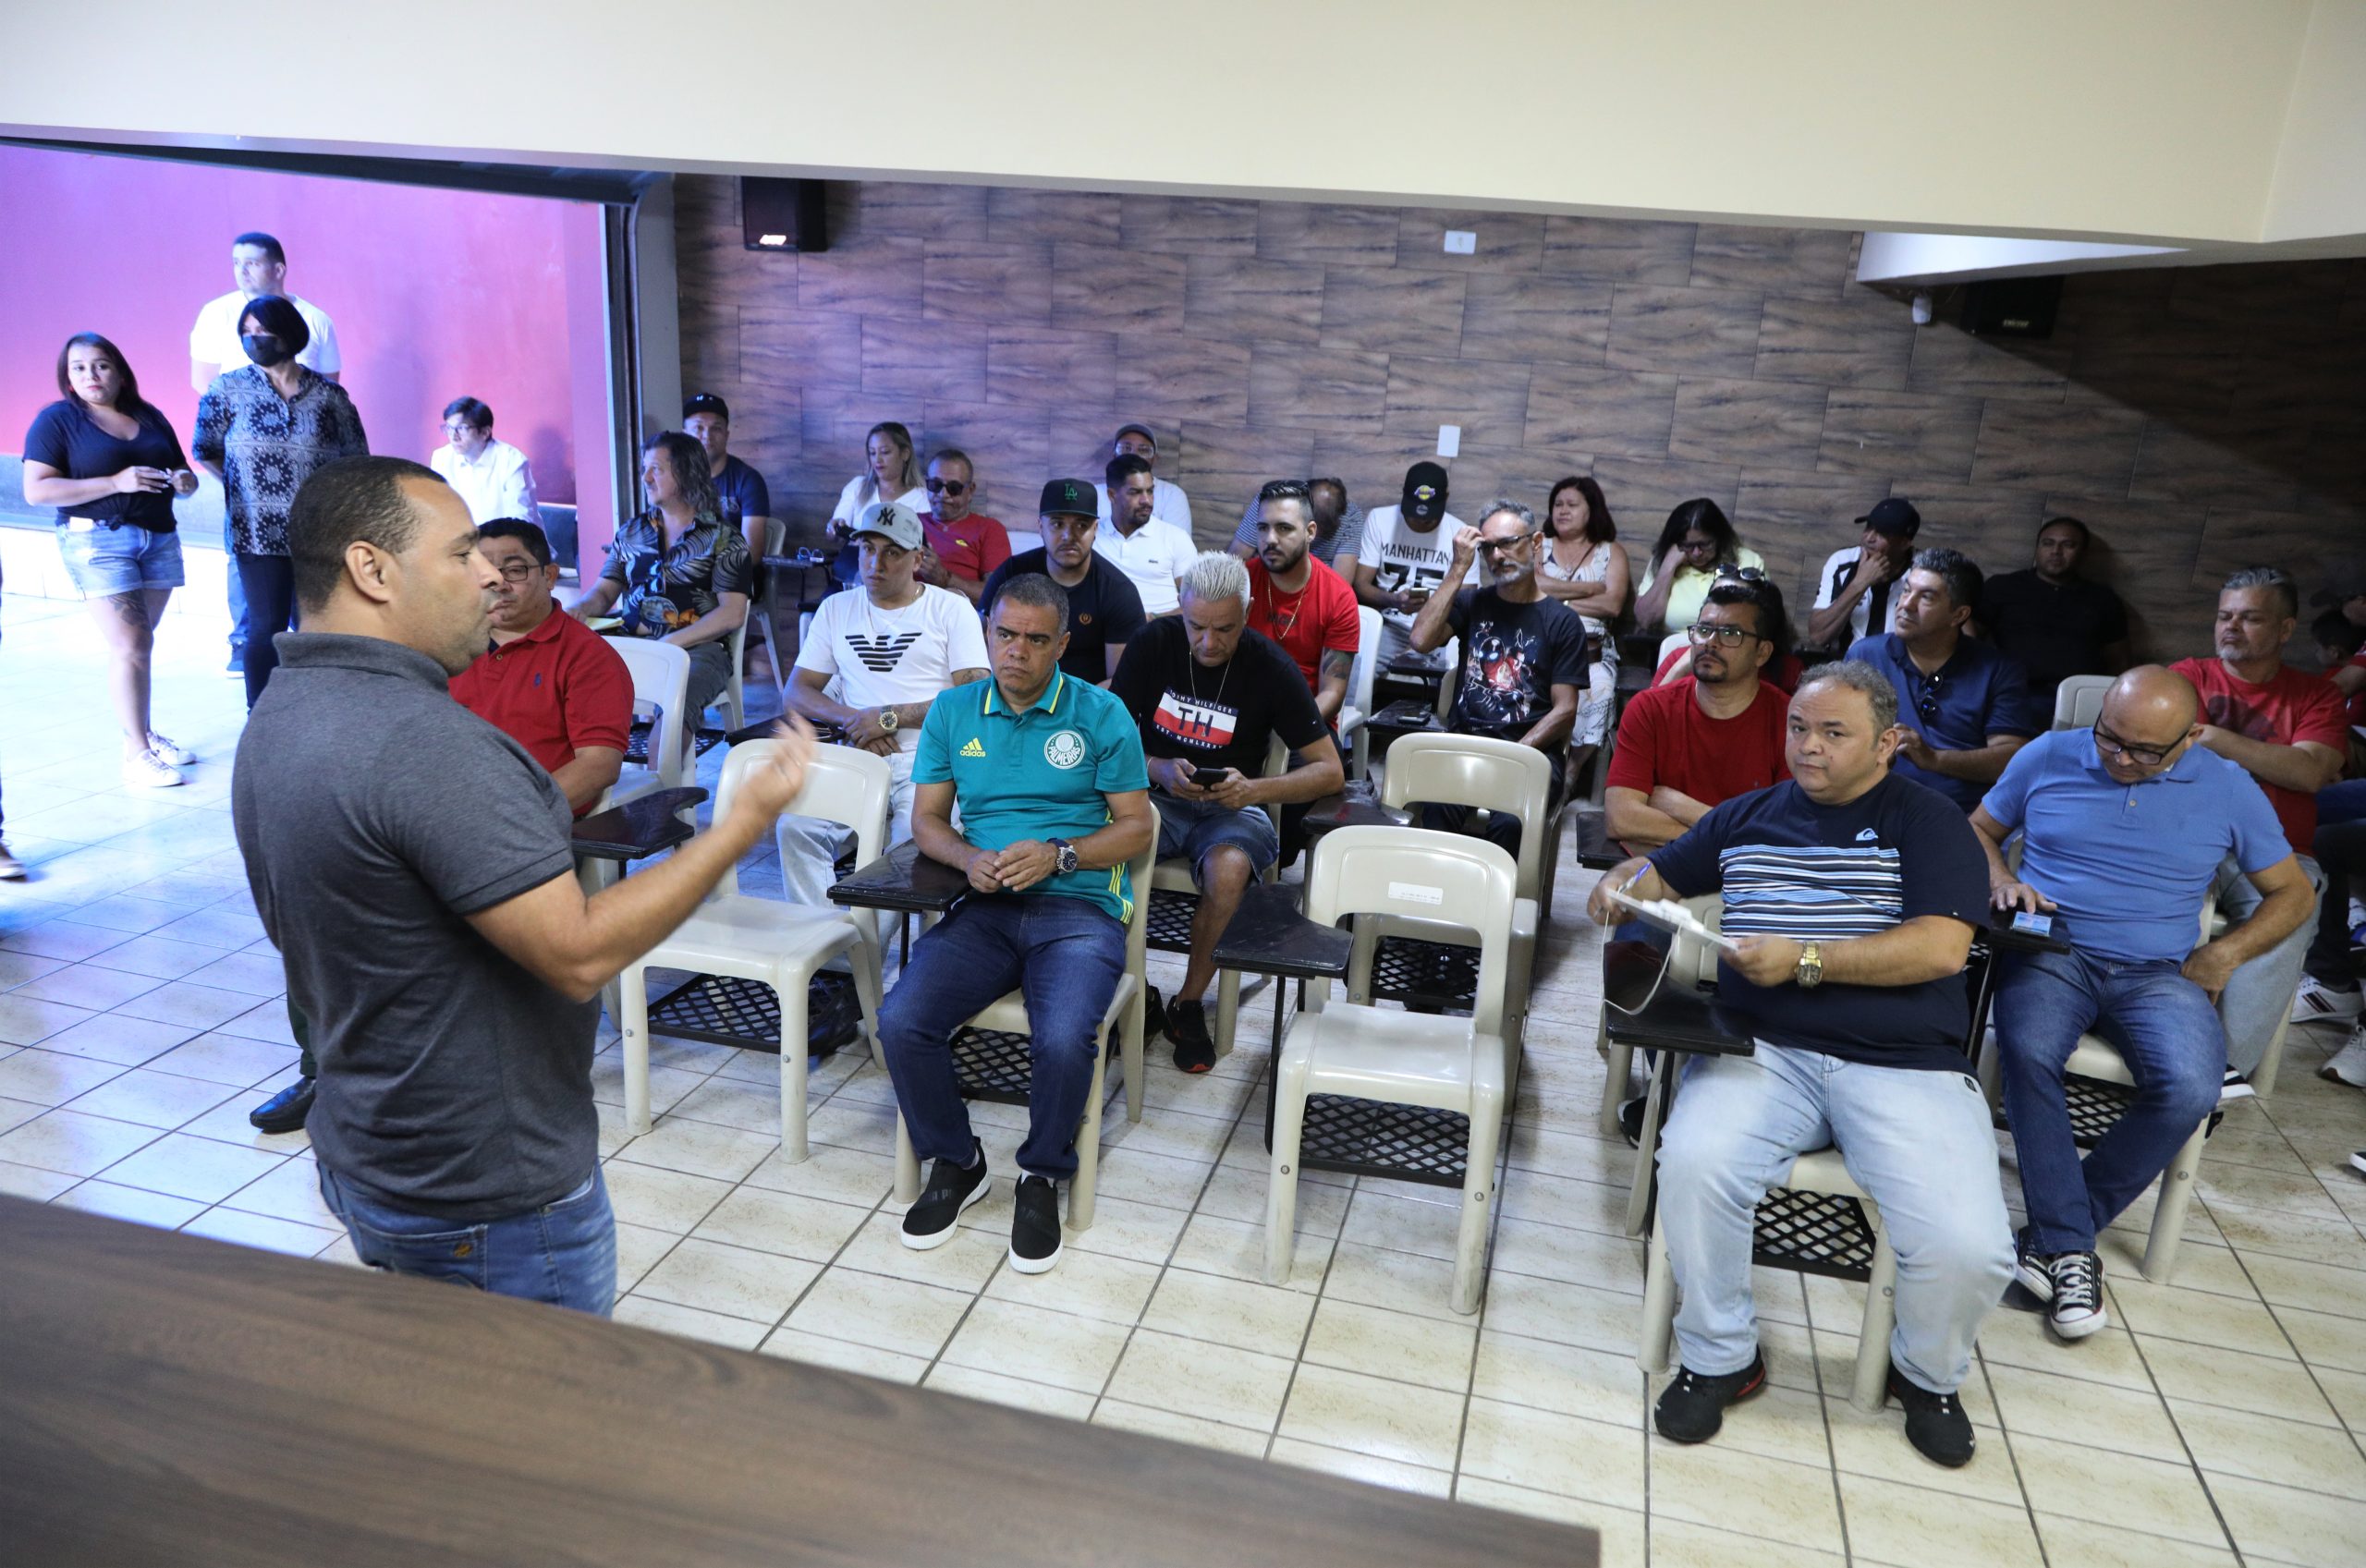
[234,456,815,1314]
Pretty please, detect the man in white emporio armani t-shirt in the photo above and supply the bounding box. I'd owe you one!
[781,502,989,905]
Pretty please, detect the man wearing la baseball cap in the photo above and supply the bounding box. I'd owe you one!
[1351,459,1467,662]
[1808,495,1922,650]
[978,480,1149,685]
[777,498,991,906]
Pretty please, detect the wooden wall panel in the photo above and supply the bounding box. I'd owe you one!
[674,176,2366,662]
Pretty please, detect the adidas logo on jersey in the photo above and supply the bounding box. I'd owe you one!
[958,737,986,758]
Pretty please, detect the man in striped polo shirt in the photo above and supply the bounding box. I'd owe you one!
[1588,661,2011,1470]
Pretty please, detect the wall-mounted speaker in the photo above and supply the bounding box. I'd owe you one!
[741,177,827,253]
[1959,276,2063,338]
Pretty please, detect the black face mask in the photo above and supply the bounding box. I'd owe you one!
[241,333,291,368]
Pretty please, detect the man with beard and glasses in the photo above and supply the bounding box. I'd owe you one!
[1406,499,1588,856]
[234,456,816,1313]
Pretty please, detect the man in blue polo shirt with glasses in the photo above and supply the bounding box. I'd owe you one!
[1849,547,2039,812]
[880,569,1153,1277]
[1971,666,2311,1343]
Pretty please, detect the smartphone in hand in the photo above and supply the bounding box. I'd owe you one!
[1190,767,1229,788]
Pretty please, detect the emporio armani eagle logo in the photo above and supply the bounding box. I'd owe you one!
[845,632,922,673]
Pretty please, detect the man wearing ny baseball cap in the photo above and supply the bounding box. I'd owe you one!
[1807,496,1922,650]
[1350,459,1467,662]
[981,480,1148,684]
[778,499,990,905]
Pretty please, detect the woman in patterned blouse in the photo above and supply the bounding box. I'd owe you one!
[570,431,752,723]
[191,294,368,708]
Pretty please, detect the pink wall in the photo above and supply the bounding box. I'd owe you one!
[0,147,598,504]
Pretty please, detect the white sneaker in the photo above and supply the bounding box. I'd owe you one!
[2288,974,2364,1027]
[2322,1027,2366,1088]
[2218,1067,2255,1105]
[122,749,184,789]
[146,732,196,766]
[0,841,23,880]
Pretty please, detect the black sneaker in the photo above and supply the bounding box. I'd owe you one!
[1886,1367,1976,1467]
[2042,1249,2106,1340]
[1144,985,1168,1044]
[1009,1173,1063,1273]
[899,1141,989,1250]
[1653,1353,1766,1443]
[1170,999,1216,1074]
[249,1076,315,1133]
[1617,1096,1647,1149]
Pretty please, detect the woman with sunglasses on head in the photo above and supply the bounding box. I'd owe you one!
[191,294,370,709]
[826,419,926,586]
[22,333,202,786]
[1533,475,1629,747]
[1633,496,1762,636]
[911,447,1008,605]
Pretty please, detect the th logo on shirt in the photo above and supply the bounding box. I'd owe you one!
[1154,690,1237,750]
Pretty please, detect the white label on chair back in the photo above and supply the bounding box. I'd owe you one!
[1387,881,1445,906]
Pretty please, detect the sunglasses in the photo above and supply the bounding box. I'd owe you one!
[924,479,970,495]
[1913,671,1944,722]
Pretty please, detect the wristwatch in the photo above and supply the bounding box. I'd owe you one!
[1794,942,1824,990]
[1049,838,1079,876]
[877,705,899,734]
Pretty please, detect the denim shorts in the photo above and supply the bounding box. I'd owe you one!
[56,518,185,597]
[1154,789,1281,876]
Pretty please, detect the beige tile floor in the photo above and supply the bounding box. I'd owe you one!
[5,583,2366,1565]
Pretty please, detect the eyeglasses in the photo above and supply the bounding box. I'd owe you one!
[1687,622,1763,647]
[924,478,970,495]
[2092,722,2177,767]
[1477,534,1534,556]
[494,562,545,583]
[1713,565,1765,583]
[442,422,477,437]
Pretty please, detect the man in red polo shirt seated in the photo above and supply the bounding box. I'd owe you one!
[1244,480,1362,727]
[449,518,633,816]
[1606,576,1793,853]
[914,448,1010,606]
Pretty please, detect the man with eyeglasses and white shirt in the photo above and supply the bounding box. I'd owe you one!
[430,398,539,528]
[779,502,989,906]
[1848,547,2038,813]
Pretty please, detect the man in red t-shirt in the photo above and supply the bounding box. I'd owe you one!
[2169,567,2346,1075]
[915,448,1009,605]
[449,520,633,817]
[1245,480,1362,726]
[1607,577,1792,852]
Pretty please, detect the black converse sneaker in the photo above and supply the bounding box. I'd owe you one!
[2043,1249,2107,1340]
[1653,1353,1766,1443]
[899,1140,989,1250]
[1886,1367,1976,1467]
[1008,1173,1064,1274]
[2011,1226,2054,1304]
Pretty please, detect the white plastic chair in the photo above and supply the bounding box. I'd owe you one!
[1004,530,1043,561]
[1656,629,1688,679]
[718,609,754,732]
[891,809,1161,1231]
[616,743,892,1161]
[1266,826,1518,1314]
[745,517,789,699]
[1368,732,1562,1047]
[2052,674,2113,731]
[609,638,692,803]
[1337,605,1383,778]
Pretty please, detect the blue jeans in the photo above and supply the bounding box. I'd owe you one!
[2320,779,2366,830]
[880,893,1127,1180]
[1657,1043,2012,1393]
[2306,820,2366,986]
[1995,948,2223,1255]
[2211,852,2322,1075]
[317,1164,617,1316]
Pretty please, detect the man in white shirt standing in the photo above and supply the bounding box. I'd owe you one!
[189,232,342,392]
[1351,460,1465,661]
[429,397,540,527]
[1806,496,1921,651]
[1092,422,1192,534]
[1094,455,1197,616]
[779,502,990,905]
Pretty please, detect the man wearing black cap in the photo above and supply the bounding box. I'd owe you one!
[682,394,773,573]
[1807,497,1921,651]
[1092,422,1193,533]
[1351,460,1465,661]
[982,480,1148,683]
[1976,517,2130,708]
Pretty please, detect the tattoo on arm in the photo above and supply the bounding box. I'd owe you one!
[1320,649,1355,683]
